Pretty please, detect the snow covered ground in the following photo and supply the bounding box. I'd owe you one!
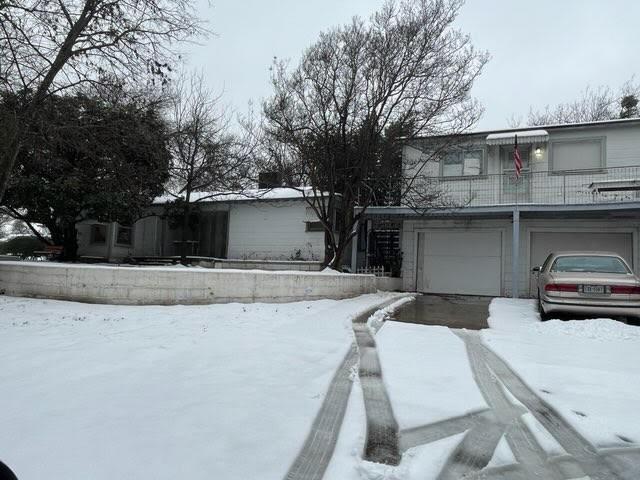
[0,293,406,480]
[2,291,638,480]
[483,298,640,449]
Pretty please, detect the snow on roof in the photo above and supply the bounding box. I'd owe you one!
[485,129,549,141]
[486,129,549,146]
[153,187,325,205]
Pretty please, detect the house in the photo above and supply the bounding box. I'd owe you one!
[355,117,640,298]
[76,188,332,264]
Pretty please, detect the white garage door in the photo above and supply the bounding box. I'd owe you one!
[417,230,502,296]
[529,231,634,294]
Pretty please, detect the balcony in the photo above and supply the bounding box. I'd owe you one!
[407,165,640,208]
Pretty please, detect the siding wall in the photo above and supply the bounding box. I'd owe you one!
[402,216,640,297]
[122,200,325,261]
[404,123,640,177]
[403,123,640,208]
[227,201,325,261]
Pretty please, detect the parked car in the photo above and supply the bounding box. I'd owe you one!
[532,251,640,320]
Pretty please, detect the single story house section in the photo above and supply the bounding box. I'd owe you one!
[356,118,640,298]
[76,188,333,264]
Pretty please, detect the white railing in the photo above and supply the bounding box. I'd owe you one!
[408,165,640,207]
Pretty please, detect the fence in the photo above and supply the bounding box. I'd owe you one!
[406,165,640,207]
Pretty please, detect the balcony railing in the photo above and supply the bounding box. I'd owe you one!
[407,165,640,208]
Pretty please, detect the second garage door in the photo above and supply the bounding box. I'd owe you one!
[529,231,634,295]
[417,230,502,296]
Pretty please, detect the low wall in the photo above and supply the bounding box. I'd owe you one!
[213,259,323,271]
[0,261,376,305]
[374,276,403,292]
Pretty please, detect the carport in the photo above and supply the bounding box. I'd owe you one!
[355,203,640,298]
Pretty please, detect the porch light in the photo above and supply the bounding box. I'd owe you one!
[535,147,542,158]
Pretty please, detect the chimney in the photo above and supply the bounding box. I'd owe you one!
[258,172,282,189]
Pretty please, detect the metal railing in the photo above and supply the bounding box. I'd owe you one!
[406,165,640,207]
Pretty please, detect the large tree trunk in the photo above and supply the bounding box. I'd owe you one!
[180,202,191,266]
[327,241,347,271]
[323,230,335,267]
[0,135,22,204]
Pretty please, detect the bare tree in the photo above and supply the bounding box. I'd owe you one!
[0,0,208,202]
[165,72,256,264]
[525,79,640,126]
[262,0,488,269]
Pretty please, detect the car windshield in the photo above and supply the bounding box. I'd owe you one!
[551,255,630,274]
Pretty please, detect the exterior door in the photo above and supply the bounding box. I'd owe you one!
[198,211,229,258]
[501,145,531,203]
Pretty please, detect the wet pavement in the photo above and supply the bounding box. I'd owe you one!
[391,294,492,330]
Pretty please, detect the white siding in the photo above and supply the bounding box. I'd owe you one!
[227,201,325,261]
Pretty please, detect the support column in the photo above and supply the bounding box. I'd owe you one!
[351,220,359,273]
[512,208,520,298]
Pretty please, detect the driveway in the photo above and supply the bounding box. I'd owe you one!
[392,294,491,330]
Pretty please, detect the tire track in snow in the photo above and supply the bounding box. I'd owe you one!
[436,330,561,480]
[285,298,405,480]
[285,345,358,480]
[456,330,637,480]
[353,322,401,465]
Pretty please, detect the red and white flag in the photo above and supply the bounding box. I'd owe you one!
[513,134,523,178]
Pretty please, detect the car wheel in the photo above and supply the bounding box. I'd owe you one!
[537,290,550,321]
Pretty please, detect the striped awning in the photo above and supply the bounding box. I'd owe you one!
[486,129,549,146]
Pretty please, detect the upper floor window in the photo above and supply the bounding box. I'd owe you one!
[501,145,531,172]
[550,137,605,172]
[441,148,484,177]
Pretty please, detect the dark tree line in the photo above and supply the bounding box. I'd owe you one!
[1,90,170,259]
[0,0,207,202]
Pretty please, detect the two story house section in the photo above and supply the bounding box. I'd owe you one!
[356,117,640,298]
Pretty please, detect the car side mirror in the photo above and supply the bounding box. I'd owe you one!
[532,266,541,273]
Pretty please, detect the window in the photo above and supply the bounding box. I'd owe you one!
[305,221,324,232]
[116,225,133,246]
[551,255,630,274]
[441,148,484,177]
[550,138,605,172]
[90,224,107,244]
[501,146,531,172]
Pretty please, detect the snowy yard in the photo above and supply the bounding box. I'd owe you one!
[2,292,639,480]
[0,293,405,480]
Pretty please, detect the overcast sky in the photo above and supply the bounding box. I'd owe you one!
[186,0,640,130]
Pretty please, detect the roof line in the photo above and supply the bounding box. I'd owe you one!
[406,117,640,141]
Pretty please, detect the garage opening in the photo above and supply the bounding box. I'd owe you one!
[417,230,502,296]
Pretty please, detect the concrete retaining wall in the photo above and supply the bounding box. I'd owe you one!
[0,261,376,305]
[214,259,323,271]
[374,276,403,292]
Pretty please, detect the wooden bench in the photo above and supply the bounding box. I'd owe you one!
[32,245,64,260]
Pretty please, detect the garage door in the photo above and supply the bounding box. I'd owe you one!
[417,230,502,296]
[529,231,634,294]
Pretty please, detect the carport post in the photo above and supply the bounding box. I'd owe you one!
[351,219,359,273]
[512,207,520,298]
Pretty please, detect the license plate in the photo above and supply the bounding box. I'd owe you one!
[582,285,605,294]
